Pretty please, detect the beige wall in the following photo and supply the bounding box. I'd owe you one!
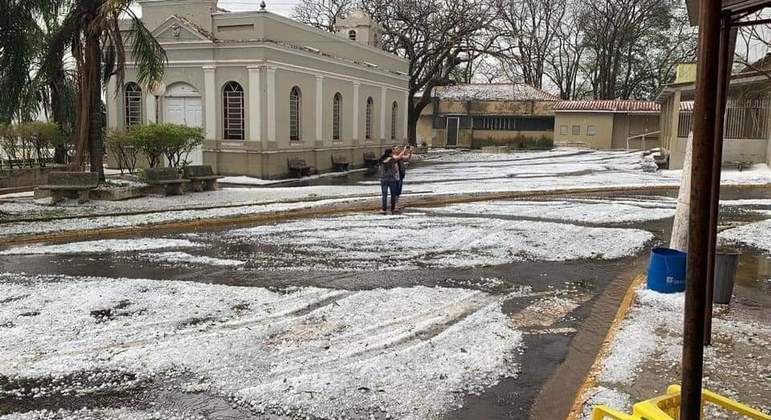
[472,130,553,141]
[435,100,555,116]
[669,137,769,169]
[108,4,409,178]
[610,113,660,149]
[554,112,614,149]
[204,144,383,178]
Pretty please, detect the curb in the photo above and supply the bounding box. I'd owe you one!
[565,272,647,420]
[2,182,770,244]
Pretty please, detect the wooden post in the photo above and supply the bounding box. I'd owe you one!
[704,15,735,347]
[681,0,722,417]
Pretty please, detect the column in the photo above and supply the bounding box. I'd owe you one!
[203,65,217,140]
[106,75,119,128]
[352,82,360,143]
[247,66,262,142]
[380,86,387,142]
[266,66,276,143]
[145,92,157,123]
[403,91,409,142]
[315,75,323,146]
[670,90,681,150]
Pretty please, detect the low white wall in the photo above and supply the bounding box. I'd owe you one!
[669,137,769,169]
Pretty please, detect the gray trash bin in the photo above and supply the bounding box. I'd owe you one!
[713,251,740,304]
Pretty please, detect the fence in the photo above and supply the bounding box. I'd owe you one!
[678,98,771,139]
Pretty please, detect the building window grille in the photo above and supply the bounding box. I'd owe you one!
[391,101,398,140]
[124,82,142,127]
[223,81,245,140]
[587,125,596,136]
[290,86,302,141]
[333,92,342,141]
[348,30,357,41]
[366,97,374,139]
[572,125,580,136]
[560,125,568,135]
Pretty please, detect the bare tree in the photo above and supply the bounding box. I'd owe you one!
[733,11,771,78]
[544,2,587,99]
[292,0,356,32]
[582,0,676,99]
[495,0,566,89]
[361,0,500,144]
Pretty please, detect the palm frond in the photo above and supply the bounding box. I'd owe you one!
[125,11,167,87]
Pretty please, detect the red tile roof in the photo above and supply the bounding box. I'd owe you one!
[555,100,661,113]
[680,101,694,111]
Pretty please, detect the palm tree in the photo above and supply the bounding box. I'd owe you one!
[1,0,165,177]
[39,0,167,180]
[1,0,76,163]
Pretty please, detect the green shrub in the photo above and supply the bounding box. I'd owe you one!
[105,129,138,174]
[129,123,203,168]
[0,122,62,168]
[471,134,554,150]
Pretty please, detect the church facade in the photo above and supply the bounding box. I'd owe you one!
[106,1,410,178]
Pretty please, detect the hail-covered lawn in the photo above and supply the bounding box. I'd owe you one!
[2,148,770,239]
[0,274,523,420]
[416,195,676,224]
[222,213,653,270]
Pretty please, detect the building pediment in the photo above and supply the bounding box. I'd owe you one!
[153,15,213,42]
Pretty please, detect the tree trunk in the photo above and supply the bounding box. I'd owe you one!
[85,32,105,181]
[407,108,418,146]
[50,66,68,164]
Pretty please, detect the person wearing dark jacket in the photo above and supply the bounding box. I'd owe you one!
[378,148,406,214]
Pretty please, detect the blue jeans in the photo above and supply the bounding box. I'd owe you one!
[380,180,399,211]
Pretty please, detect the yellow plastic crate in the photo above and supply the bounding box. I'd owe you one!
[592,384,771,420]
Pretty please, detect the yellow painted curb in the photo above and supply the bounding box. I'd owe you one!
[566,272,647,420]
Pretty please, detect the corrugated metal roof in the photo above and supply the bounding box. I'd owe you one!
[555,100,661,113]
[431,83,560,102]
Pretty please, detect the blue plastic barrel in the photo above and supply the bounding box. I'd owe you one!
[647,247,687,293]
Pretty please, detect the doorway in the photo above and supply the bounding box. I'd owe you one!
[446,117,459,146]
[164,82,203,165]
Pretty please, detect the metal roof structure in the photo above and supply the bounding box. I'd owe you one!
[554,100,661,113]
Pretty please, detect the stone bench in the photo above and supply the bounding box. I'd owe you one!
[331,154,350,172]
[143,167,187,196]
[183,165,222,192]
[36,171,99,203]
[288,158,312,178]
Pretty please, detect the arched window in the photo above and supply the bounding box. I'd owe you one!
[391,101,399,140]
[365,97,374,140]
[124,82,142,127]
[332,92,342,141]
[290,86,302,141]
[223,81,244,140]
[348,30,357,41]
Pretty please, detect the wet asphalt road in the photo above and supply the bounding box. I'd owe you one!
[1,189,770,419]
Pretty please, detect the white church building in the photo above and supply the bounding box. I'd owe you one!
[106,0,410,178]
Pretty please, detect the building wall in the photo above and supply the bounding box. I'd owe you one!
[107,5,409,178]
[471,130,553,141]
[610,113,660,149]
[669,137,769,169]
[423,99,556,147]
[554,113,615,149]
